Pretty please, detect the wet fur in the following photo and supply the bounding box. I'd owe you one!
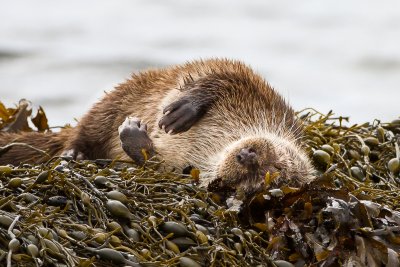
[0,58,313,189]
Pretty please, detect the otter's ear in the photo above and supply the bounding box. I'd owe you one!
[236,148,257,166]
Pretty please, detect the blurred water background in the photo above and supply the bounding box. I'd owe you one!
[0,0,399,127]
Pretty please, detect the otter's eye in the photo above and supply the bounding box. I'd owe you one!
[248,148,256,153]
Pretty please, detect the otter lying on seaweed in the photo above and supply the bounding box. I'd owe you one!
[0,58,315,194]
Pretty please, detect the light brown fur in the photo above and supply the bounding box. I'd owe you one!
[0,58,314,191]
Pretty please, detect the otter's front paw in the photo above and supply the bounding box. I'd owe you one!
[118,117,154,164]
[61,149,86,161]
[158,98,204,134]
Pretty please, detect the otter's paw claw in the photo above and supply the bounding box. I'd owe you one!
[158,99,202,134]
[118,117,148,140]
[61,149,86,160]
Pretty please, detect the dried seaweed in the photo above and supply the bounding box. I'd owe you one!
[0,101,399,266]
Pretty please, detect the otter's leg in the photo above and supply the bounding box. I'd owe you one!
[158,88,216,134]
[118,117,155,165]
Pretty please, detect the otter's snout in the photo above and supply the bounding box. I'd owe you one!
[236,148,258,167]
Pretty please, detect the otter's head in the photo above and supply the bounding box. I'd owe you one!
[209,134,315,196]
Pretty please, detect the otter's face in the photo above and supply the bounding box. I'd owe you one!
[211,136,314,195]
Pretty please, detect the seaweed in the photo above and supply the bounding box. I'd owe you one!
[0,101,399,266]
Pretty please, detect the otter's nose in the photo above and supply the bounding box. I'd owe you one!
[236,148,258,166]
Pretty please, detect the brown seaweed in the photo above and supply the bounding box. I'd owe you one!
[0,101,399,266]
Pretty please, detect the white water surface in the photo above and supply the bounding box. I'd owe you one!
[0,0,399,126]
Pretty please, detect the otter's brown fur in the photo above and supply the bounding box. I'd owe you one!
[0,129,72,164]
[0,58,314,192]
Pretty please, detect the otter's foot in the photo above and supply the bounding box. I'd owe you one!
[61,149,87,161]
[118,117,154,165]
[158,97,206,134]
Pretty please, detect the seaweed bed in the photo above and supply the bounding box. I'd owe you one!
[0,100,400,267]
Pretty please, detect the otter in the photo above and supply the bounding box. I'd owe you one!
[0,58,315,194]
